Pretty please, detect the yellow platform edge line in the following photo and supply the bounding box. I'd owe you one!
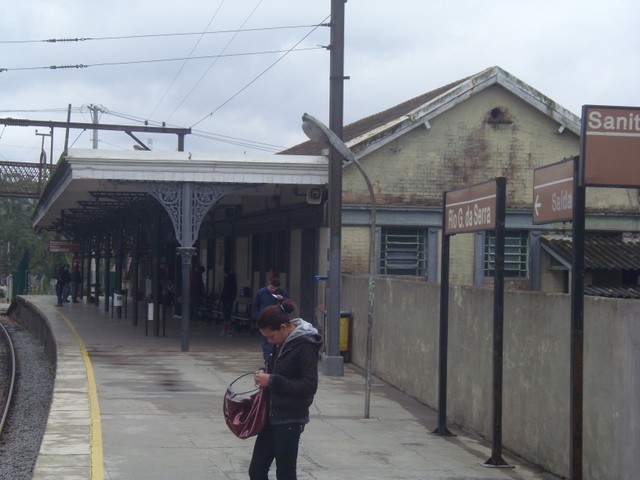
[58,310,104,480]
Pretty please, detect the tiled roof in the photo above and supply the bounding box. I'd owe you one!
[280,75,472,156]
[541,235,640,270]
[584,285,640,299]
[280,65,581,157]
[542,234,640,299]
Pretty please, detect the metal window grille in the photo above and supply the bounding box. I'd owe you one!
[484,230,529,278]
[380,227,427,276]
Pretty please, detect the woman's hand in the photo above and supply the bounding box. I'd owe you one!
[255,371,270,388]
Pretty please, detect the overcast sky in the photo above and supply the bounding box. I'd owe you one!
[1,0,638,163]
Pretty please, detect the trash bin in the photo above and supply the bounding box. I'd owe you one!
[339,311,352,363]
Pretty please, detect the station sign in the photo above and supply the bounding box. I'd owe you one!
[532,158,574,224]
[49,240,80,253]
[444,179,496,235]
[581,105,640,187]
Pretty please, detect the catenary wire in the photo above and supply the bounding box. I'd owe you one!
[0,47,323,72]
[0,24,326,44]
[146,1,226,120]
[190,14,329,128]
[165,0,263,122]
[102,109,285,152]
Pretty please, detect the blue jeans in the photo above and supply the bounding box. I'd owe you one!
[249,423,304,480]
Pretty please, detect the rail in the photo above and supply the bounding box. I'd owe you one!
[0,320,16,436]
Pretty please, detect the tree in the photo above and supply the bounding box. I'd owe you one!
[0,198,67,292]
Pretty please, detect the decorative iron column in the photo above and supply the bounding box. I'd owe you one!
[139,181,239,351]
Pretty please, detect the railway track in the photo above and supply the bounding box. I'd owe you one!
[0,318,16,438]
[0,314,55,478]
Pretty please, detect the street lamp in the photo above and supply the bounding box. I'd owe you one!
[302,113,377,417]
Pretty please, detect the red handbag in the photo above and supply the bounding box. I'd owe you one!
[223,372,269,439]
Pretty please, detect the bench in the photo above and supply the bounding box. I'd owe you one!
[231,299,254,333]
[197,295,222,323]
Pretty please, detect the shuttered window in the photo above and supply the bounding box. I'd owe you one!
[484,230,529,278]
[380,227,427,276]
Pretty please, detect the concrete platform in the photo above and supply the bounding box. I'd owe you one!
[24,295,557,480]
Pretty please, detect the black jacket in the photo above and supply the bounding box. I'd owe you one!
[266,319,323,424]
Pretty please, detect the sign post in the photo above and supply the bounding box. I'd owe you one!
[570,104,640,480]
[438,178,511,468]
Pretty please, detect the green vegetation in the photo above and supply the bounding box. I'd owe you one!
[0,197,68,294]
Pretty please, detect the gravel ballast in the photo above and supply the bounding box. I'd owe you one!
[0,315,55,480]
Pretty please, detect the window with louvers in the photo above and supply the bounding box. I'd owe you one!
[484,230,529,278]
[380,227,427,276]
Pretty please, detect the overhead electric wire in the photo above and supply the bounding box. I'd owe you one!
[190,14,329,128]
[0,12,330,154]
[102,109,285,152]
[166,0,263,121]
[0,47,323,73]
[147,1,226,120]
[0,24,326,44]
[191,129,285,152]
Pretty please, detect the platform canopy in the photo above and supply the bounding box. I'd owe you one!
[33,148,328,232]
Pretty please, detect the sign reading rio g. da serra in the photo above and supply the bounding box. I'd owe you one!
[444,179,497,235]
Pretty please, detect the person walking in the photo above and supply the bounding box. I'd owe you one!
[219,266,237,337]
[252,277,289,363]
[250,300,323,480]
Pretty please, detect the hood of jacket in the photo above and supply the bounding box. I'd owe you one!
[282,318,323,348]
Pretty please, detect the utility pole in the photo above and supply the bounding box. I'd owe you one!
[88,104,104,149]
[64,104,72,153]
[323,0,347,376]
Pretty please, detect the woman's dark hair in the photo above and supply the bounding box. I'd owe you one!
[257,300,297,331]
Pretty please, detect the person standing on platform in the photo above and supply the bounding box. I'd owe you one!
[220,266,237,337]
[55,264,69,306]
[252,277,289,363]
[190,264,205,320]
[250,299,323,480]
[71,264,82,303]
[61,264,71,302]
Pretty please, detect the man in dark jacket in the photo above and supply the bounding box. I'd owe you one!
[252,277,289,362]
[55,264,69,306]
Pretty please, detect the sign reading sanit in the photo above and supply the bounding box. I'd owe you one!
[582,105,640,187]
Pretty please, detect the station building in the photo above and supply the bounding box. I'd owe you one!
[32,66,640,349]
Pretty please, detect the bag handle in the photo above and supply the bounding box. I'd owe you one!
[227,372,260,397]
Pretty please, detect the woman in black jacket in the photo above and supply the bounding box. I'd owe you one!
[250,300,323,480]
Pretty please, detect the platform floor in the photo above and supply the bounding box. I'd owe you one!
[25,295,556,480]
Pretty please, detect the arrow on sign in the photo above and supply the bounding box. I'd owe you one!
[534,194,541,216]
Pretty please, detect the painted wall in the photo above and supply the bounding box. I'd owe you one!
[341,274,640,480]
[339,85,640,286]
